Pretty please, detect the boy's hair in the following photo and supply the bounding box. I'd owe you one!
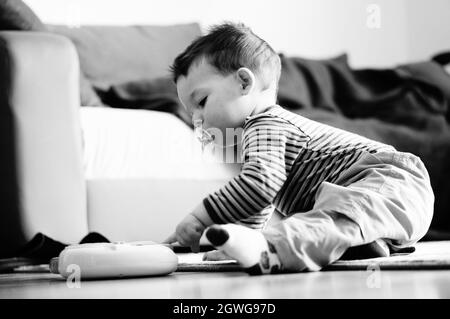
[170,22,281,93]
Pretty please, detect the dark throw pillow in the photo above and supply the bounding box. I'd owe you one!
[0,0,45,31]
[98,77,191,127]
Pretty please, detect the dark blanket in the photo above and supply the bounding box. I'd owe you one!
[277,54,450,240]
[99,54,450,240]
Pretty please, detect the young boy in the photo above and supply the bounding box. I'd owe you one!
[164,22,434,274]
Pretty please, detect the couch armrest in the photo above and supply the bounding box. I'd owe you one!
[0,31,88,256]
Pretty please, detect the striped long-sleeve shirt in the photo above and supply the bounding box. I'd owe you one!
[203,105,396,229]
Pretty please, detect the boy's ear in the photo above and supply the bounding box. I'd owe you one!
[236,68,255,95]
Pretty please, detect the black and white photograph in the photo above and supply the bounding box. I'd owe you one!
[1,0,450,304]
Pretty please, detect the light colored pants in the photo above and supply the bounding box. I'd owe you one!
[262,151,435,272]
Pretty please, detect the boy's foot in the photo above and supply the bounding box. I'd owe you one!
[204,224,282,275]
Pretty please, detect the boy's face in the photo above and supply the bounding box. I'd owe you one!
[176,59,255,145]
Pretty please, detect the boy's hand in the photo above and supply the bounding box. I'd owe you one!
[164,214,206,252]
[202,250,234,261]
[164,202,214,253]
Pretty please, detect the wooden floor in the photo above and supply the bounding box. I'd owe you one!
[1,268,450,298]
[1,241,450,299]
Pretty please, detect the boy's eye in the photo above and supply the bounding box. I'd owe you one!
[198,97,208,107]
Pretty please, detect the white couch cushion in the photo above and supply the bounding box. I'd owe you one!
[80,107,240,180]
[79,107,241,242]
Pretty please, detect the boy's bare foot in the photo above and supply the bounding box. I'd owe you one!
[204,224,282,275]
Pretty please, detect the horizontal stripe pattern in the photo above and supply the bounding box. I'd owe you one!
[204,105,396,227]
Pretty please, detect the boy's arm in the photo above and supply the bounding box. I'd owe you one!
[191,201,214,227]
[203,115,309,227]
[163,201,214,251]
